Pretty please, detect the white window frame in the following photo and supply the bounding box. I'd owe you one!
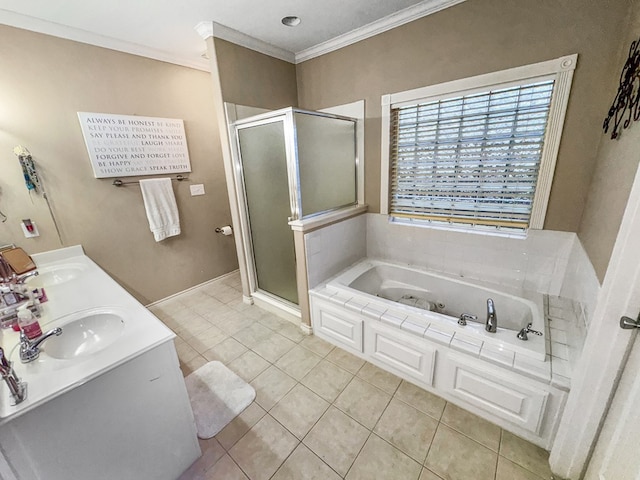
[380,54,577,231]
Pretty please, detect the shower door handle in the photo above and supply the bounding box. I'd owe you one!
[620,314,640,329]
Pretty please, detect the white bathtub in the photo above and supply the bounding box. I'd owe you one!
[326,259,547,361]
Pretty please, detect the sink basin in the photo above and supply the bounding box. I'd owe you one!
[44,312,125,359]
[26,264,86,288]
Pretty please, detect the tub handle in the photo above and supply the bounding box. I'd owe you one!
[458,313,477,326]
[517,322,543,341]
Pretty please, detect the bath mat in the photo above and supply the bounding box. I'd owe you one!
[185,361,256,439]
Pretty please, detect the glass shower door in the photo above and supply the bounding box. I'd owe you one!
[236,120,299,305]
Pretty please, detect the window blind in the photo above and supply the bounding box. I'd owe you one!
[389,80,555,229]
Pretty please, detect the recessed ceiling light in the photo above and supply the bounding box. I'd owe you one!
[281,16,301,27]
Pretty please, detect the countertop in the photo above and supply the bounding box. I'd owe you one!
[0,245,175,423]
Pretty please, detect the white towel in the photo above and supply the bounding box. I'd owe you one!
[139,178,181,242]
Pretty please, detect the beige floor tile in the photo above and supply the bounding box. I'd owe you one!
[257,313,291,331]
[179,437,225,479]
[229,415,299,480]
[251,332,296,363]
[189,296,227,318]
[275,345,323,380]
[272,444,341,480]
[203,454,248,480]
[217,312,256,335]
[303,406,370,477]
[152,298,187,316]
[270,384,329,439]
[326,347,366,374]
[301,359,353,402]
[276,322,306,342]
[440,403,501,452]
[180,354,208,377]
[233,323,273,349]
[206,284,241,304]
[176,340,200,364]
[395,381,446,420]
[496,456,546,480]
[250,366,297,411]
[203,337,248,364]
[357,362,402,394]
[216,402,266,450]
[299,335,335,357]
[196,437,226,472]
[228,350,270,382]
[334,377,391,429]
[425,424,497,480]
[201,304,237,324]
[226,297,254,312]
[177,315,214,339]
[374,398,438,463]
[500,431,553,479]
[419,467,444,480]
[187,325,227,354]
[346,434,422,480]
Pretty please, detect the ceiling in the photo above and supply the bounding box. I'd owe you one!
[0,0,463,70]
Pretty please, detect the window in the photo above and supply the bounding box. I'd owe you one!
[381,55,577,232]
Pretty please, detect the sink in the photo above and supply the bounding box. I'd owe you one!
[44,312,125,359]
[26,264,86,288]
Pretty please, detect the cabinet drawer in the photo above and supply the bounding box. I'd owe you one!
[311,299,363,353]
[366,322,436,385]
[441,354,549,434]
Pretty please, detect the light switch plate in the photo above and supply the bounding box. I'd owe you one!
[190,184,205,196]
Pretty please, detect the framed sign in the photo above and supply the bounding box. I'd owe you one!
[77,112,192,178]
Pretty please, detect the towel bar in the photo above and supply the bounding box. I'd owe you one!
[112,175,188,187]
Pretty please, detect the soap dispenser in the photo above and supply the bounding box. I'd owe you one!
[17,303,42,340]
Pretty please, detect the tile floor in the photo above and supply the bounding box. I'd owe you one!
[148,272,555,480]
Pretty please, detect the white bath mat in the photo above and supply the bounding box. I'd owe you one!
[185,361,256,439]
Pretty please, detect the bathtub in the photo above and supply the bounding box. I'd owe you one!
[310,259,564,448]
[325,259,547,361]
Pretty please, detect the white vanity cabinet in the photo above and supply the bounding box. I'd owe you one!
[0,341,200,480]
[0,246,200,479]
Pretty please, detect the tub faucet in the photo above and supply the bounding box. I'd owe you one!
[485,298,497,333]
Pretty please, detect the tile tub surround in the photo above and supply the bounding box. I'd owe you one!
[154,272,555,480]
[304,214,367,289]
[366,213,575,296]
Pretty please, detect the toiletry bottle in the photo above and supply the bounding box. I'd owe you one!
[17,304,42,340]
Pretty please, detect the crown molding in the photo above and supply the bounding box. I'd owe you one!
[195,21,295,64]
[294,0,467,63]
[0,9,210,71]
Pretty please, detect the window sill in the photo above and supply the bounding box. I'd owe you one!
[389,216,529,239]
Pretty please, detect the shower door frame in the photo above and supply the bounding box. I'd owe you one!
[230,107,359,314]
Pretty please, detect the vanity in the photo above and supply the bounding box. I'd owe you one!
[0,246,200,480]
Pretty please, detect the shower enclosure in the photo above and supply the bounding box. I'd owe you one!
[232,107,358,312]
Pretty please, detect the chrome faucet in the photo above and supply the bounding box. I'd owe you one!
[14,270,39,284]
[19,327,62,363]
[485,298,497,333]
[0,347,26,405]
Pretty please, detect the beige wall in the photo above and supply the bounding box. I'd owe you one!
[295,0,631,232]
[0,25,238,304]
[578,0,640,281]
[214,38,298,109]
